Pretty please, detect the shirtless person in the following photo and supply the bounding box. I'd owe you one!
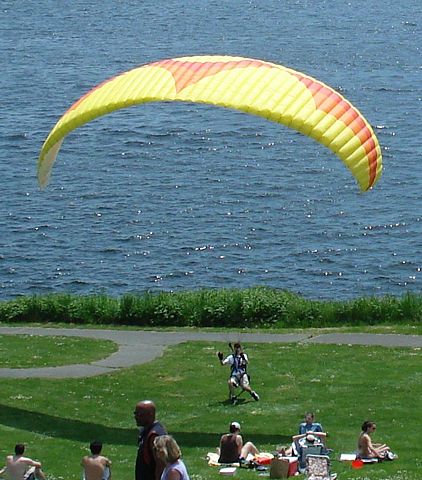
[357,421,392,459]
[81,441,112,480]
[0,444,46,480]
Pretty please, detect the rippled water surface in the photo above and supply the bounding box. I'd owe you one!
[1,0,421,300]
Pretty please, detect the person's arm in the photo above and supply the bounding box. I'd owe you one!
[292,433,306,442]
[315,424,323,433]
[0,456,12,475]
[313,431,327,445]
[166,468,181,480]
[365,435,374,452]
[102,456,112,480]
[22,458,42,468]
[363,434,379,457]
[218,435,224,453]
[236,435,243,457]
[217,352,232,366]
[222,354,233,366]
[369,439,388,457]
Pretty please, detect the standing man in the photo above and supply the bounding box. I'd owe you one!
[134,400,167,480]
[81,440,112,480]
[217,342,260,404]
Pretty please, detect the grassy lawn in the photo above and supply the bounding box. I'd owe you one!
[0,337,420,479]
[0,335,117,368]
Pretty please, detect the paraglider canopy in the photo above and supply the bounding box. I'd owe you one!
[38,55,382,191]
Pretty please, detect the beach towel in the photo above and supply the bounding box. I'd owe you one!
[206,453,239,467]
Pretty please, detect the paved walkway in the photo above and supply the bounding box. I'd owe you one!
[0,326,420,379]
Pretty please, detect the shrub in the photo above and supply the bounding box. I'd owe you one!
[0,289,420,328]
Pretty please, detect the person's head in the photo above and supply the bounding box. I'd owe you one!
[361,420,376,433]
[304,412,315,424]
[233,343,242,354]
[229,421,241,433]
[153,435,181,464]
[305,434,316,445]
[90,441,103,455]
[134,400,156,427]
[14,444,25,456]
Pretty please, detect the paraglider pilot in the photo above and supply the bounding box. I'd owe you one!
[217,342,260,404]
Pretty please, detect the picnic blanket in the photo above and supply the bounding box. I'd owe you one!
[340,453,378,463]
[206,452,274,467]
[207,452,239,467]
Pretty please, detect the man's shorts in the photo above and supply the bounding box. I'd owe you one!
[230,373,250,389]
[24,467,36,480]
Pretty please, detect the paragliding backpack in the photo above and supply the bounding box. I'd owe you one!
[230,353,250,381]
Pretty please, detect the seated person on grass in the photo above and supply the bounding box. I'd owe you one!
[81,440,112,480]
[357,421,396,460]
[298,412,324,435]
[218,422,259,464]
[279,432,328,457]
[0,444,46,480]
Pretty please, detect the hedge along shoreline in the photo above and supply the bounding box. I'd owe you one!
[0,288,421,328]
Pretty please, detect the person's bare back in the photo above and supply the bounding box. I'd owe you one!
[82,454,111,480]
[0,445,46,480]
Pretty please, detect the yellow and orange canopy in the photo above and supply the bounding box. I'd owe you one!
[38,55,382,191]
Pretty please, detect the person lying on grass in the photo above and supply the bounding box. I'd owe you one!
[357,420,396,460]
[217,421,259,464]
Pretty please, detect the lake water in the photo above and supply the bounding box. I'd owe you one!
[1,0,421,300]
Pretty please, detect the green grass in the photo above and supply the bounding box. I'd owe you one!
[0,335,117,368]
[0,339,421,479]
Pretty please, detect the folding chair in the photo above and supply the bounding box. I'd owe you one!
[298,444,325,473]
[305,454,337,480]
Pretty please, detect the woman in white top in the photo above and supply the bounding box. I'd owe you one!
[153,436,190,480]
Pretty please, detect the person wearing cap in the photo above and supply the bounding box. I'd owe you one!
[217,422,259,464]
[217,342,260,404]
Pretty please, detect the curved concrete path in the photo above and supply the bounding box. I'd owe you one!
[0,327,420,378]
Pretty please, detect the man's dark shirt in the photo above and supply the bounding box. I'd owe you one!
[135,421,167,480]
